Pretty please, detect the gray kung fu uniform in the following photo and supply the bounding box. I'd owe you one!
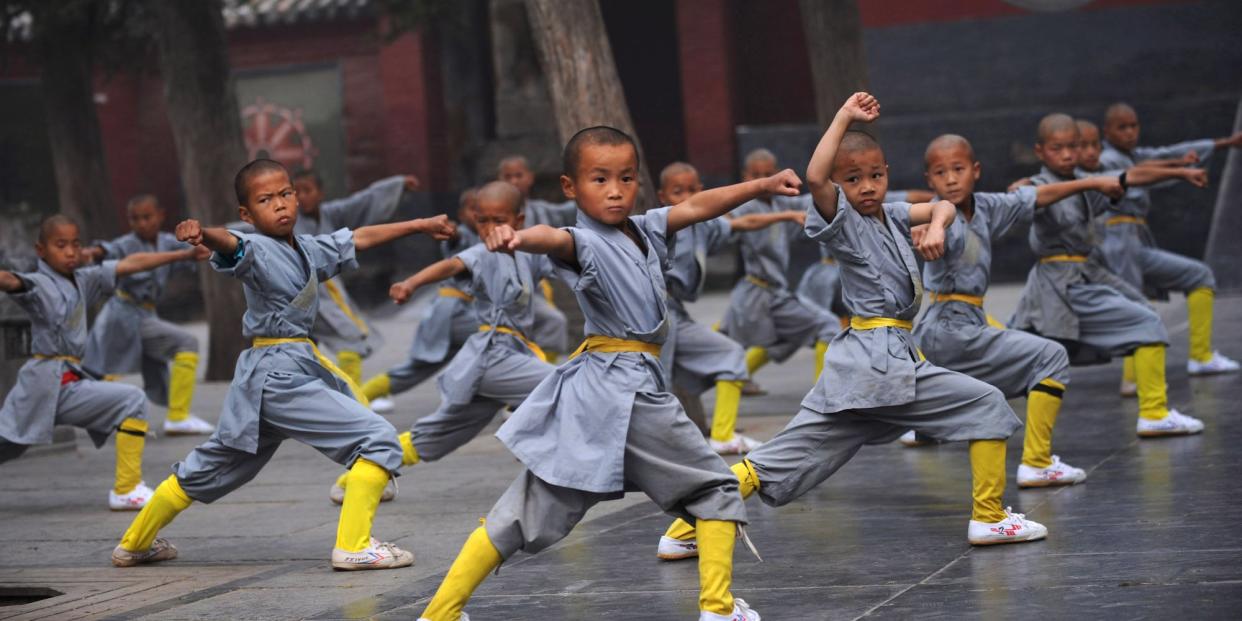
[173,229,402,503]
[483,207,745,559]
[744,192,1018,508]
[1094,139,1216,297]
[659,216,748,394]
[410,244,556,462]
[294,176,406,357]
[83,232,198,406]
[386,227,481,396]
[914,189,1070,397]
[523,198,577,353]
[721,194,833,361]
[0,261,147,463]
[1009,167,1167,356]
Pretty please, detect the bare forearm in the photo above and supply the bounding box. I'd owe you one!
[909,200,956,227]
[406,257,466,291]
[0,271,23,293]
[729,211,798,232]
[669,178,770,232]
[1124,166,1188,187]
[200,227,239,255]
[354,219,426,251]
[806,113,853,218]
[513,225,575,262]
[1035,178,1100,207]
[116,249,196,277]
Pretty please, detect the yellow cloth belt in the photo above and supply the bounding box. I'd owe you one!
[115,290,156,310]
[569,335,661,359]
[1106,215,1147,226]
[820,257,837,265]
[34,354,81,364]
[930,291,984,307]
[539,279,557,306]
[1039,254,1088,264]
[480,325,548,362]
[849,317,913,331]
[745,275,771,289]
[439,286,475,302]
[322,279,369,336]
[251,337,369,407]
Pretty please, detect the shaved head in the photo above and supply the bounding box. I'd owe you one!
[839,130,883,157]
[1036,113,1078,144]
[1076,118,1099,135]
[743,148,777,169]
[475,180,523,214]
[659,161,698,186]
[126,193,159,213]
[1104,102,1137,126]
[38,214,79,243]
[924,134,975,165]
[497,155,530,174]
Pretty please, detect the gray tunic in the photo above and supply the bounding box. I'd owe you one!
[721,194,832,361]
[1009,167,1167,352]
[406,227,482,366]
[294,176,406,356]
[0,260,145,448]
[914,189,1070,396]
[524,199,575,353]
[1095,139,1216,295]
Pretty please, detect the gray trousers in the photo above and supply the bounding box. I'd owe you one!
[0,378,146,463]
[174,378,403,503]
[485,392,746,559]
[138,316,199,406]
[666,315,748,394]
[1069,283,1168,355]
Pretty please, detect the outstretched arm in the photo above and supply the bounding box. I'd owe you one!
[666,169,802,233]
[806,92,882,222]
[0,271,24,293]
[1124,165,1208,189]
[115,245,209,278]
[485,224,575,264]
[389,257,467,305]
[1215,131,1242,150]
[1034,176,1125,207]
[728,210,805,232]
[353,215,456,251]
[176,220,240,256]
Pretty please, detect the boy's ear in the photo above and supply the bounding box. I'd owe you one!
[238,205,253,224]
[971,160,982,181]
[515,211,526,229]
[559,174,576,199]
[923,170,933,189]
[34,241,46,257]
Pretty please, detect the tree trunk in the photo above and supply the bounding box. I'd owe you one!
[799,0,868,129]
[39,9,114,237]
[524,0,656,212]
[1204,96,1242,293]
[148,0,248,380]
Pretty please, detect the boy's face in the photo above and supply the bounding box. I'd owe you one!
[1078,125,1103,171]
[240,170,299,238]
[36,223,82,276]
[1104,109,1140,152]
[499,161,535,197]
[924,145,980,207]
[127,198,165,242]
[293,175,323,216]
[1034,129,1080,177]
[560,143,640,226]
[474,198,524,239]
[831,148,890,217]
[742,157,778,193]
[657,170,702,206]
[457,198,479,232]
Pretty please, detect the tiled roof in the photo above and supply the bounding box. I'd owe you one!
[222,0,373,29]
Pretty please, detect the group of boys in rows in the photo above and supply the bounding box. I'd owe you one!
[1,92,1238,620]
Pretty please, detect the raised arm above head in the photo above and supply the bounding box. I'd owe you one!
[389,256,467,305]
[806,92,881,221]
[352,215,456,252]
[666,169,802,233]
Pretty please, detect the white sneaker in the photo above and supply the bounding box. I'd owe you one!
[1017,455,1087,488]
[370,397,396,413]
[418,614,469,621]
[898,430,933,447]
[700,598,761,621]
[710,434,763,455]
[331,537,414,570]
[1136,408,1204,437]
[656,535,699,560]
[1119,379,1137,398]
[741,381,767,396]
[968,507,1047,545]
[111,537,178,567]
[329,478,397,505]
[163,414,215,436]
[1188,352,1241,376]
[109,482,153,511]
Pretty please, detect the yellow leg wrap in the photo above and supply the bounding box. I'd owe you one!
[744,347,769,376]
[399,431,420,466]
[335,458,390,552]
[1022,379,1064,469]
[337,351,364,387]
[985,314,1006,330]
[1122,355,1136,384]
[119,474,192,552]
[361,373,392,401]
[1187,287,1214,363]
[114,418,148,494]
[696,519,737,615]
[665,460,759,541]
[710,380,744,443]
[166,351,199,423]
[814,340,828,381]
[1135,344,1169,420]
[420,526,502,621]
[970,439,1007,523]
[334,471,349,490]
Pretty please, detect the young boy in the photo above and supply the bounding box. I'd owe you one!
[109,159,454,570]
[415,128,803,621]
[658,94,1043,562]
[1093,103,1242,380]
[82,195,214,436]
[657,161,806,455]
[292,169,421,385]
[1,215,205,510]
[1009,113,1209,437]
[720,149,835,384]
[360,189,482,414]
[334,181,557,503]
[498,154,574,357]
[910,133,1131,486]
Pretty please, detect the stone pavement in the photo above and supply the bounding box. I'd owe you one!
[2,286,1240,620]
